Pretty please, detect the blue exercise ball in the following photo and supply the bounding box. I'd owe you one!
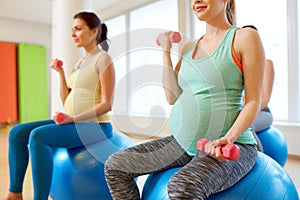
[141,152,299,200]
[50,130,133,200]
[256,125,288,166]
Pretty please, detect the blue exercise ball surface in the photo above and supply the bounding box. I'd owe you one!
[50,130,133,200]
[141,152,299,200]
[256,125,288,166]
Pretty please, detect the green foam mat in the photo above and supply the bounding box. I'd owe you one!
[18,43,49,123]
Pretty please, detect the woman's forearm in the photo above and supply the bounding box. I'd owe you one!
[225,100,261,143]
[162,51,182,105]
[58,70,70,104]
[72,102,112,122]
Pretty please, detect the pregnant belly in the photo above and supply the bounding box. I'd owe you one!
[170,95,228,152]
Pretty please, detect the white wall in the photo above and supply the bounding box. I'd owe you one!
[0,16,51,49]
[275,122,300,156]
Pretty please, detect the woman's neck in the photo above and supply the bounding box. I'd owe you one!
[85,45,99,57]
[204,23,231,39]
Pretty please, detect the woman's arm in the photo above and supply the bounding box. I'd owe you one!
[261,59,275,109]
[49,59,71,104]
[158,32,193,105]
[225,28,265,143]
[210,28,265,161]
[58,70,71,104]
[212,28,265,153]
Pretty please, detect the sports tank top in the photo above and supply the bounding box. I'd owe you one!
[64,51,110,123]
[170,26,257,156]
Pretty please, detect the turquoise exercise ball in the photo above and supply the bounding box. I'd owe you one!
[256,125,288,166]
[50,130,133,200]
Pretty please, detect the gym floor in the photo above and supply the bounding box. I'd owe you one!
[0,125,299,199]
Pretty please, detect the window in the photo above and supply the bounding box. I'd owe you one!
[128,0,178,116]
[105,15,128,114]
[107,0,300,123]
[235,0,288,121]
[105,15,127,86]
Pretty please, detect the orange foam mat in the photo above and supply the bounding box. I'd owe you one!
[0,42,18,123]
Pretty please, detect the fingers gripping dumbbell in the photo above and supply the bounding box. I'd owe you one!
[51,59,63,68]
[55,112,65,123]
[197,138,240,161]
[156,31,181,46]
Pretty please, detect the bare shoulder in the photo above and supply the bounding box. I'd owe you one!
[97,51,113,65]
[234,27,262,52]
[96,51,114,74]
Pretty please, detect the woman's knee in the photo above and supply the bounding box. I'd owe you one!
[28,127,48,148]
[104,153,128,184]
[105,150,137,181]
[9,124,28,145]
[105,152,123,174]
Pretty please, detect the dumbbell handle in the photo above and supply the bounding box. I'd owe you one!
[196,138,240,161]
[55,112,65,123]
[156,31,181,46]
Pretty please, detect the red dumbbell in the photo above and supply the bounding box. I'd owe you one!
[51,59,63,68]
[156,31,181,46]
[197,138,240,161]
[55,112,65,123]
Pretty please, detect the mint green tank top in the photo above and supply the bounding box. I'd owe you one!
[170,26,257,156]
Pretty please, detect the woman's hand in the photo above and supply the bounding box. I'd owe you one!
[156,32,172,52]
[49,59,64,72]
[53,112,74,125]
[205,137,233,162]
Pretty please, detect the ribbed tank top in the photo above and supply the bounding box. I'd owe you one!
[170,26,256,156]
[64,51,110,123]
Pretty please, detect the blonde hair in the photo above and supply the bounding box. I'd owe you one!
[226,0,236,25]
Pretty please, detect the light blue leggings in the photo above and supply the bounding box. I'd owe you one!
[8,119,112,200]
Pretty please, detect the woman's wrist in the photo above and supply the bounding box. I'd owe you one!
[223,134,237,144]
[163,50,171,56]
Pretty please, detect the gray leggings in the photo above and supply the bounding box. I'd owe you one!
[104,136,257,200]
[252,108,273,132]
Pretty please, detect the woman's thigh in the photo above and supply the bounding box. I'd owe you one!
[105,136,192,176]
[29,122,112,148]
[9,120,54,144]
[252,111,273,132]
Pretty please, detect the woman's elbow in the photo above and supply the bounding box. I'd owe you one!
[105,102,112,112]
[98,102,112,114]
[166,96,177,105]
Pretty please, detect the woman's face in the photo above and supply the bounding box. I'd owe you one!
[191,0,227,22]
[71,18,96,48]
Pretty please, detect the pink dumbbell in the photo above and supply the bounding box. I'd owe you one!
[156,31,181,46]
[197,138,240,161]
[55,112,65,123]
[52,59,63,68]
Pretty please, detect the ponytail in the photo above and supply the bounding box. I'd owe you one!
[226,0,236,25]
[97,23,110,51]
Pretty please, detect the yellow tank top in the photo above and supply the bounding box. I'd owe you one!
[64,51,110,123]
